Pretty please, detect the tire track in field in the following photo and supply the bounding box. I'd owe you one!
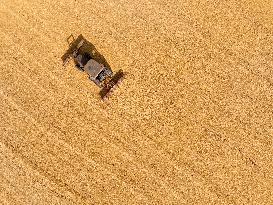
[0,142,77,205]
[0,92,150,204]
[0,173,28,204]
[0,171,62,205]
[0,100,100,204]
[0,172,23,205]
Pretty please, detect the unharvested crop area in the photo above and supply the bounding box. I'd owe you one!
[0,0,273,204]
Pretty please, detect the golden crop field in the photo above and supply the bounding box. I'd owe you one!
[0,0,273,204]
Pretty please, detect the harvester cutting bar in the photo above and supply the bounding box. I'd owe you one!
[100,70,126,101]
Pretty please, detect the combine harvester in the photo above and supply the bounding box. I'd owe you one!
[62,35,126,101]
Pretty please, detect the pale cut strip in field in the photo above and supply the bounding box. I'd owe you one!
[0,0,273,204]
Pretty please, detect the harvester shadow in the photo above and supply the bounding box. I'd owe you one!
[61,34,112,70]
